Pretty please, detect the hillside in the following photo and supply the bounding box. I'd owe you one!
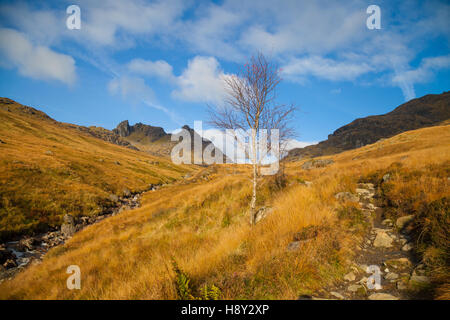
[113,120,228,161]
[288,91,450,159]
[1,122,448,299]
[0,98,193,241]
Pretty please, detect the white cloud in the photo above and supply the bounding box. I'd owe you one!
[392,55,450,101]
[1,0,449,102]
[172,56,231,104]
[127,56,231,104]
[77,0,186,47]
[0,28,76,85]
[284,139,317,150]
[127,59,175,81]
[282,56,373,82]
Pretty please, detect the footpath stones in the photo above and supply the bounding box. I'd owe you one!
[335,192,359,202]
[373,231,393,248]
[344,272,356,281]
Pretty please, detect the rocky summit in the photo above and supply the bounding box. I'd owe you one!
[288,91,450,159]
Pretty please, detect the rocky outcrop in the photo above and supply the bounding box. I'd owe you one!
[301,159,334,170]
[61,214,76,238]
[114,120,131,137]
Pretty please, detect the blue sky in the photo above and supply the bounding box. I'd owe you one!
[0,0,449,147]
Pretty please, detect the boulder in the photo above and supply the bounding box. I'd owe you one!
[373,232,393,248]
[335,192,359,202]
[61,223,76,238]
[254,207,273,224]
[61,214,76,238]
[396,215,414,229]
[344,272,356,281]
[301,159,334,170]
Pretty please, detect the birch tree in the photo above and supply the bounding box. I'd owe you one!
[208,53,296,225]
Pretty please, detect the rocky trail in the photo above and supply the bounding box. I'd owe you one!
[0,184,164,283]
[309,182,430,300]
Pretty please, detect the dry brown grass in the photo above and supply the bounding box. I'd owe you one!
[0,101,192,240]
[0,121,448,299]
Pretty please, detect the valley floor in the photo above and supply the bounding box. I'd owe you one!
[0,124,449,300]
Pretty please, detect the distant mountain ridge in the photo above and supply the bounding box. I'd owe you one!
[0,97,226,161]
[288,91,450,159]
[113,120,228,162]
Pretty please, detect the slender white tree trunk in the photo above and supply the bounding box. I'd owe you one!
[250,129,257,225]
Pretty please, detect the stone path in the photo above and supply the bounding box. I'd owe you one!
[311,183,429,300]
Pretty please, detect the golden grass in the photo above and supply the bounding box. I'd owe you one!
[0,102,192,239]
[0,120,448,299]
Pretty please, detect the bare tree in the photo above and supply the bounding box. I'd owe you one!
[208,53,296,225]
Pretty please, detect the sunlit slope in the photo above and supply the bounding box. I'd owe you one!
[0,123,448,299]
[0,98,193,240]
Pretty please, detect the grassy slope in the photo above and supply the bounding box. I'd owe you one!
[0,100,193,240]
[0,123,448,299]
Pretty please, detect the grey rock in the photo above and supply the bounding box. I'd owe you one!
[373,232,393,248]
[301,158,334,170]
[335,192,359,202]
[61,223,76,238]
[254,207,273,224]
[344,272,356,281]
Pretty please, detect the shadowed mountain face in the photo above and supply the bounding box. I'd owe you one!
[288,91,450,159]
